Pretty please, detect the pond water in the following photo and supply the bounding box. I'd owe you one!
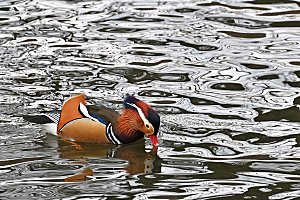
[1,0,300,199]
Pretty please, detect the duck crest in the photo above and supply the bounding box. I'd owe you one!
[124,96,149,114]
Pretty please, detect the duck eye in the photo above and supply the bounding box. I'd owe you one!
[145,124,150,129]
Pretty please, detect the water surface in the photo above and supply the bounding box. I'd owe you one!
[1,0,300,199]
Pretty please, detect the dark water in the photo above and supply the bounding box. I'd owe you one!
[1,0,300,199]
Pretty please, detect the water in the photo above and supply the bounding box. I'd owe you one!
[1,0,300,199]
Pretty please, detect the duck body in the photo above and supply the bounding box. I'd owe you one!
[25,94,160,146]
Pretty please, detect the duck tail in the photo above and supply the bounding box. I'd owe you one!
[24,112,60,136]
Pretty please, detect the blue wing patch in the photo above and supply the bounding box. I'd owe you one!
[90,113,108,125]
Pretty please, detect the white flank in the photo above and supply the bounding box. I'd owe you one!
[43,123,58,136]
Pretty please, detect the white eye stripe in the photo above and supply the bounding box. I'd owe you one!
[126,102,152,127]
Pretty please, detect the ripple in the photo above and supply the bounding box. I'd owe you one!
[168,39,218,51]
[271,21,300,28]
[139,90,177,98]
[257,74,279,80]
[210,83,245,91]
[129,59,172,67]
[110,16,164,23]
[174,8,198,13]
[127,50,165,56]
[250,161,300,173]
[241,63,269,69]
[219,31,266,39]
[199,1,270,10]
[205,17,270,29]
[98,27,146,33]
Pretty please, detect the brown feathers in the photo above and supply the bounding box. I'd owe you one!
[114,108,145,143]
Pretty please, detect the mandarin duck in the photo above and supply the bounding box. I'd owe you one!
[25,94,160,146]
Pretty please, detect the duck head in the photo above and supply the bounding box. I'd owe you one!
[115,96,160,146]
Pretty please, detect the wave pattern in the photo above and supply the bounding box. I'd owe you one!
[1,0,300,199]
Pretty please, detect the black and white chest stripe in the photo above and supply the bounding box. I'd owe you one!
[106,123,122,145]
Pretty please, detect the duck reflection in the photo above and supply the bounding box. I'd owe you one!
[43,135,162,181]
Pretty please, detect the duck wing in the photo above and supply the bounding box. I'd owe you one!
[57,94,113,144]
[25,95,120,144]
